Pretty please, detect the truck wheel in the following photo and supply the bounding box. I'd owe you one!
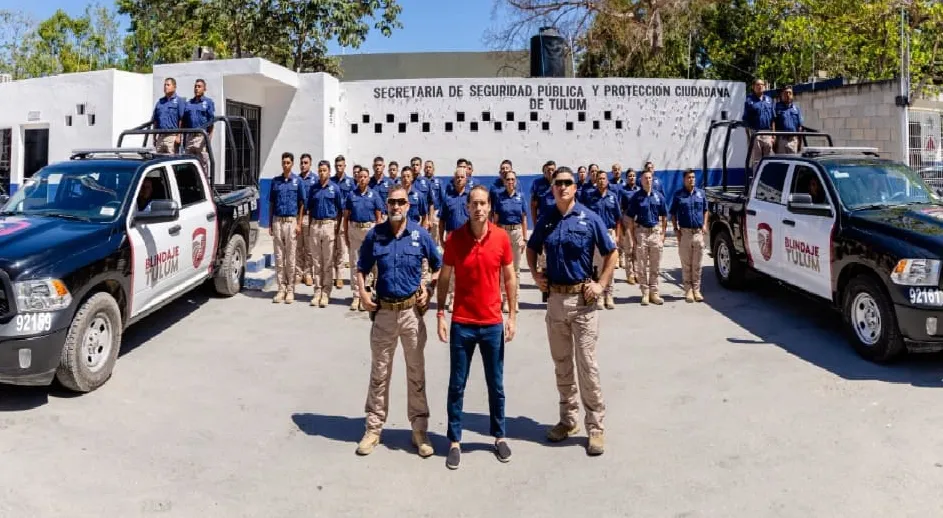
[214,234,246,297]
[713,230,745,289]
[55,292,123,393]
[842,275,905,363]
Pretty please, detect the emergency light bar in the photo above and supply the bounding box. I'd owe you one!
[70,148,156,160]
[801,146,880,157]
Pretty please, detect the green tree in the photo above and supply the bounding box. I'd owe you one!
[23,3,123,76]
[117,0,228,72]
[0,10,39,79]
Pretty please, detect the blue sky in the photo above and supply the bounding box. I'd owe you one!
[0,0,497,54]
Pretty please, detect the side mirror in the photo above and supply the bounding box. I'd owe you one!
[787,193,832,217]
[134,199,179,224]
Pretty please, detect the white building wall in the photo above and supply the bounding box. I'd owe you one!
[341,78,746,175]
[111,71,154,147]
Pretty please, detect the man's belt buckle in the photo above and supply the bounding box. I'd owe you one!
[311,218,333,225]
[355,221,373,228]
[501,224,521,230]
[379,294,417,311]
[549,283,583,295]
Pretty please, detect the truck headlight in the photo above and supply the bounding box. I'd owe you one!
[13,279,72,312]
[891,259,942,286]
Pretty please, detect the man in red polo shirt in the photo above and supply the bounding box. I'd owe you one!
[436,184,517,470]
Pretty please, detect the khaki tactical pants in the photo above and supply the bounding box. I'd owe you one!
[678,228,705,292]
[185,133,210,178]
[365,307,430,433]
[348,223,374,301]
[334,222,349,281]
[635,226,664,295]
[155,134,176,154]
[776,136,799,154]
[272,217,298,293]
[545,292,606,433]
[307,219,336,295]
[622,217,637,278]
[499,226,524,303]
[295,215,312,280]
[593,228,617,295]
[750,134,774,169]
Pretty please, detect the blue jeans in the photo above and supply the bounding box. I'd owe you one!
[447,322,506,443]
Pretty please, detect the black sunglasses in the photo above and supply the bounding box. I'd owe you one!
[387,198,408,206]
[553,179,575,187]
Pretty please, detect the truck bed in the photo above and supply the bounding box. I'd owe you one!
[705,185,747,203]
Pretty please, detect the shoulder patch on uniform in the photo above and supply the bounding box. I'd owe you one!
[411,230,419,240]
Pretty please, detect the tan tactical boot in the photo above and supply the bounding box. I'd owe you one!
[604,294,615,310]
[310,290,321,307]
[684,289,694,303]
[284,291,295,304]
[596,296,604,309]
[412,430,434,458]
[546,422,580,442]
[294,274,302,285]
[587,430,605,456]
[356,431,380,456]
[304,274,313,286]
[334,279,343,289]
[319,292,329,308]
[694,290,704,302]
[627,274,637,285]
[650,293,664,305]
[358,299,366,312]
[273,290,286,304]
[350,298,359,311]
[640,292,650,306]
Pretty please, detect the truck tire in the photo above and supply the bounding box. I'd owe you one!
[842,275,905,363]
[55,292,123,393]
[214,234,246,297]
[713,230,745,289]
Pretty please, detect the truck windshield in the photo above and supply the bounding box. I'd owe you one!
[1,164,137,222]
[824,161,938,209]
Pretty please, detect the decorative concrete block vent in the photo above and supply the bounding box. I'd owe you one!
[348,111,632,134]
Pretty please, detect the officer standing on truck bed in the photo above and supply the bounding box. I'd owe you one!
[355,184,441,458]
[151,77,185,154]
[526,166,616,457]
[182,78,215,177]
[626,169,668,306]
[743,78,776,167]
[775,86,804,154]
[269,152,306,304]
[670,168,708,303]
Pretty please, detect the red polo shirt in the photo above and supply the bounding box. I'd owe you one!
[442,221,513,326]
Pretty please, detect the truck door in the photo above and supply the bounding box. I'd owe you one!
[169,161,219,288]
[745,161,790,278]
[127,165,184,318]
[781,164,836,300]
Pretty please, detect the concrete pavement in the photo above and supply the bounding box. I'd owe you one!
[2,233,943,517]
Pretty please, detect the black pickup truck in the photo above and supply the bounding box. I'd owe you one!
[0,117,259,391]
[705,121,943,362]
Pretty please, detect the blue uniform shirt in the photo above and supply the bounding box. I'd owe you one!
[269,173,306,217]
[627,189,668,228]
[307,180,343,220]
[357,221,442,300]
[153,94,185,130]
[582,188,622,230]
[413,176,435,212]
[527,203,617,285]
[424,176,443,210]
[345,187,382,223]
[440,188,470,232]
[406,186,427,223]
[332,175,355,204]
[620,185,640,216]
[183,96,216,129]
[743,93,775,131]
[370,176,393,213]
[493,189,526,226]
[530,177,552,219]
[775,101,803,132]
[670,187,708,229]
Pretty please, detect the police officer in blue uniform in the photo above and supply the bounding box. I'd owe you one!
[182,79,216,176]
[439,166,471,311]
[268,152,306,304]
[626,170,668,306]
[492,169,528,313]
[370,156,393,217]
[743,78,776,167]
[401,167,428,227]
[355,184,442,458]
[307,160,344,308]
[581,172,622,309]
[576,166,593,199]
[670,169,709,303]
[490,159,513,196]
[410,156,435,229]
[620,168,641,284]
[345,167,384,311]
[422,160,444,245]
[775,85,804,154]
[332,155,356,290]
[151,77,185,154]
[526,166,616,457]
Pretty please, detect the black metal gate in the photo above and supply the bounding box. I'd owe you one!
[225,100,261,187]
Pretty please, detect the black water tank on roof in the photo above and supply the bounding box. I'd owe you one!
[530,27,567,77]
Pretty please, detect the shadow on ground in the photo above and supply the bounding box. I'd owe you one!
[687,264,943,387]
[0,286,212,412]
[291,411,571,455]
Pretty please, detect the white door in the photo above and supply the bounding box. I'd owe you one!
[127,165,185,318]
[781,164,836,300]
[745,161,790,278]
[168,161,219,287]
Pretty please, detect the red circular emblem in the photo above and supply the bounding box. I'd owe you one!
[192,227,207,268]
[757,222,773,261]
